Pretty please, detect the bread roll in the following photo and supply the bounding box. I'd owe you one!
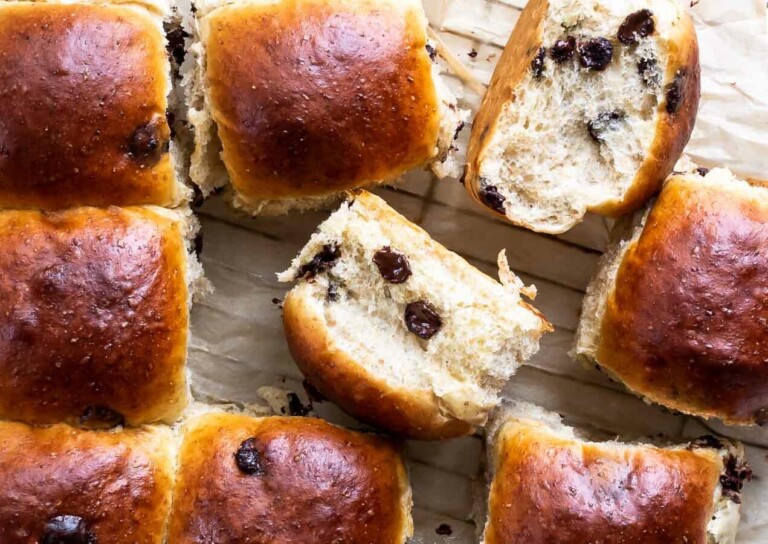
[465,0,699,234]
[575,168,768,426]
[483,402,749,544]
[279,191,551,439]
[0,206,200,427]
[188,0,465,215]
[0,0,187,210]
[0,421,175,544]
[167,412,413,543]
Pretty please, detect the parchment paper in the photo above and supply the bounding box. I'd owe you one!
[189,1,768,542]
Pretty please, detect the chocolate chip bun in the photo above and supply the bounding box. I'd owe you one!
[575,167,768,426]
[465,0,699,234]
[167,412,412,544]
[483,402,749,544]
[0,0,187,210]
[187,0,465,215]
[0,206,202,427]
[279,191,551,439]
[0,421,175,544]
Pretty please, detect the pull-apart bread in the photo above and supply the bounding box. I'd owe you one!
[280,191,551,439]
[168,412,413,543]
[576,168,768,426]
[0,0,186,210]
[483,402,750,544]
[188,0,465,215]
[0,421,175,544]
[465,0,699,233]
[0,206,202,427]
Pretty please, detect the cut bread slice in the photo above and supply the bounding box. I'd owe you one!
[279,191,551,439]
[483,401,749,544]
[465,0,699,234]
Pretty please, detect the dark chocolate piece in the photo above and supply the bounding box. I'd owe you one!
[578,38,613,71]
[42,515,96,544]
[405,301,442,340]
[235,438,264,475]
[617,10,655,45]
[373,247,412,284]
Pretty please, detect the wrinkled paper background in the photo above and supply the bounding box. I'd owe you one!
[190,1,768,541]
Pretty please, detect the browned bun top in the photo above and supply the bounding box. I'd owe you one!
[200,0,440,201]
[0,3,176,210]
[598,172,768,425]
[0,421,175,544]
[168,413,412,544]
[486,420,722,544]
[0,206,190,426]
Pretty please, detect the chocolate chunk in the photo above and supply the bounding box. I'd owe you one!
[531,46,547,78]
[373,247,412,284]
[637,57,659,86]
[468,49,478,58]
[128,118,169,166]
[235,438,264,475]
[435,523,453,536]
[42,515,96,544]
[297,245,341,279]
[617,10,655,45]
[405,301,442,339]
[720,455,752,503]
[695,167,710,177]
[287,392,312,416]
[588,111,624,142]
[79,406,125,430]
[453,121,465,141]
[550,36,576,63]
[666,70,685,114]
[426,44,437,61]
[194,232,203,257]
[478,185,506,214]
[578,38,613,71]
[164,23,189,66]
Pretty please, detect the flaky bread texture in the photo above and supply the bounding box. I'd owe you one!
[0,421,176,544]
[186,0,463,216]
[575,168,768,426]
[483,401,747,544]
[168,412,413,544]
[465,0,699,233]
[280,191,551,439]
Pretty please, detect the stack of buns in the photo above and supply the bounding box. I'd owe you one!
[0,0,761,541]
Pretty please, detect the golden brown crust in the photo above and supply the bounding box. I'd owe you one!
[0,421,175,544]
[283,287,473,440]
[200,0,440,202]
[168,412,412,544]
[465,0,700,221]
[465,0,547,204]
[0,206,190,426]
[0,3,177,210]
[596,174,768,425]
[485,420,722,544]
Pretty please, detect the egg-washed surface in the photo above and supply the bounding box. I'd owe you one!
[167,412,412,544]
[0,2,180,210]
[187,0,768,541]
[484,414,740,544]
[0,421,175,544]
[0,206,190,426]
[198,0,441,202]
[596,172,768,425]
